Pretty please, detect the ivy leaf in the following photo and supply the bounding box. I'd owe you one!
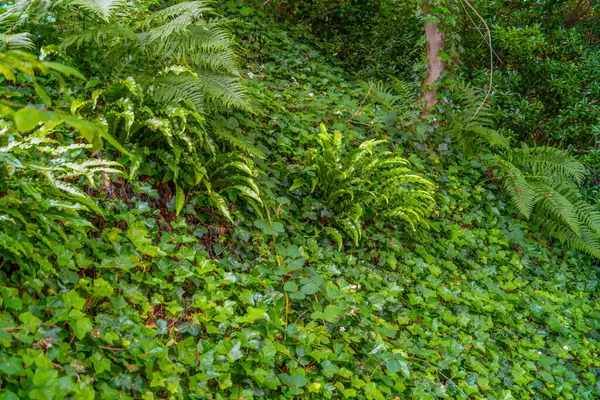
[91,353,111,374]
[18,312,42,334]
[63,290,85,311]
[289,373,307,387]
[69,312,93,339]
[228,341,243,362]
[0,357,23,375]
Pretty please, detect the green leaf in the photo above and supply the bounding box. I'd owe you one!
[283,282,298,292]
[289,373,307,387]
[33,82,52,106]
[227,341,243,362]
[18,312,42,333]
[63,290,86,310]
[301,282,319,295]
[0,357,23,376]
[14,108,40,133]
[91,353,112,374]
[208,191,232,222]
[45,62,86,80]
[175,183,185,216]
[289,178,307,192]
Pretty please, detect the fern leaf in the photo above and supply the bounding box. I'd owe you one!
[66,0,127,21]
[206,189,232,222]
[530,182,581,237]
[195,72,249,110]
[325,227,344,251]
[212,126,265,159]
[175,182,185,216]
[232,185,263,206]
[146,1,213,22]
[514,146,586,184]
[490,156,537,218]
[338,217,361,246]
[0,33,34,50]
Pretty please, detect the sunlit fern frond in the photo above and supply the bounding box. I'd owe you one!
[144,1,213,24]
[60,24,138,49]
[145,22,238,73]
[511,145,586,184]
[0,0,50,27]
[0,33,35,50]
[63,0,129,22]
[141,2,214,40]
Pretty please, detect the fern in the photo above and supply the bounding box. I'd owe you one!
[59,0,249,112]
[54,0,254,219]
[0,134,120,265]
[294,124,435,248]
[359,78,415,112]
[452,88,600,258]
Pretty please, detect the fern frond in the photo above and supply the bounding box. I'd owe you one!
[573,200,600,236]
[512,145,586,183]
[145,1,213,23]
[489,155,537,218]
[0,33,35,50]
[61,25,138,49]
[338,217,362,246]
[211,125,265,159]
[536,218,600,258]
[153,74,206,111]
[0,0,50,27]
[65,0,128,21]
[324,227,343,251]
[195,71,249,110]
[530,182,581,237]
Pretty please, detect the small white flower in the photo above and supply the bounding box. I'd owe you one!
[563,345,569,351]
[339,327,346,332]
[309,92,314,97]
[357,284,361,289]
[350,284,358,290]
[247,72,254,79]
[537,351,542,355]
[349,309,358,316]
[440,384,446,391]
[334,110,342,115]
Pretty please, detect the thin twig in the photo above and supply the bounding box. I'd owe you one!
[294,310,309,324]
[98,346,126,351]
[461,0,493,119]
[461,2,503,63]
[347,84,373,123]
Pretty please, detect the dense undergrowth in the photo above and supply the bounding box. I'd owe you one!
[1,1,599,399]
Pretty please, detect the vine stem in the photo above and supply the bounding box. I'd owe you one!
[284,292,289,327]
[347,83,373,124]
[460,0,493,119]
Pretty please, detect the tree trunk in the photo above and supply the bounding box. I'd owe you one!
[420,2,445,111]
